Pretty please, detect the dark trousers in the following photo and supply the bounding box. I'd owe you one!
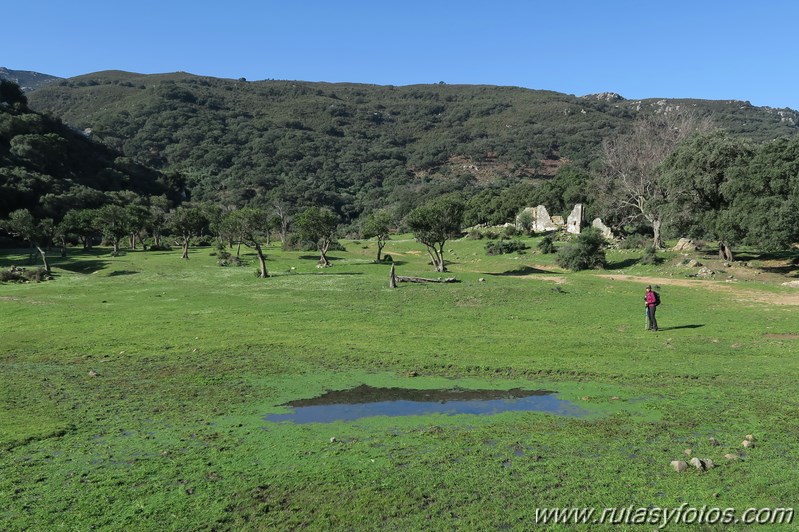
[646,305,658,330]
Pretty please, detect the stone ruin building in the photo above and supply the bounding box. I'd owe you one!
[515,203,614,239]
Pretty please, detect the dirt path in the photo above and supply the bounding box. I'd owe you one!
[596,274,799,306]
[508,274,566,284]
[596,274,729,289]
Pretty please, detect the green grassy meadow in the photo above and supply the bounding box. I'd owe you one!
[1,236,798,530]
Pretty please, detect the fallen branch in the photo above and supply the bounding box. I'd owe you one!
[389,263,459,287]
[396,275,459,283]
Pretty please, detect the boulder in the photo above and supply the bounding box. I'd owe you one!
[673,238,697,252]
[690,457,715,471]
[670,460,688,472]
[591,218,613,239]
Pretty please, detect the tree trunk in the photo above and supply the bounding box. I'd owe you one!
[266,231,271,247]
[376,238,385,262]
[389,263,397,288]
[255,243,268,278]
[280,219,289,243]
[652,219,664,250]
[319,240,330,267]
[719,241,734,262]
[60,237,67,258]
[36,244,50,273]
[181,237,190,259]
[112,239,120,256]
[435,243,447,272]
[425,246,440,272]
[426,248,435,268]
[236,241,241,258]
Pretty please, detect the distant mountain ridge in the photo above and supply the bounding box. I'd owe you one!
[0,67,62,92]
[15,69,799,222]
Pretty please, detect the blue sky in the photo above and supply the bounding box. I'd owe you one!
[6,1,799,109]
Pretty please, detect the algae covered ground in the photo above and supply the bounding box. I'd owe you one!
[1,237,798,530]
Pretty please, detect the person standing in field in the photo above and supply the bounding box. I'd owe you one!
[645,285,659,331]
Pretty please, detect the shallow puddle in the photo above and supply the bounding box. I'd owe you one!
[266,384,588,424]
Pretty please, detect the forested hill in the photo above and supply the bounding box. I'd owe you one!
[26,70,799,222]
[0,84,184,221]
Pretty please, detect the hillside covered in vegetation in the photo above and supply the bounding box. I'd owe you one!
[0,81,183,222]
[27,71,799,223]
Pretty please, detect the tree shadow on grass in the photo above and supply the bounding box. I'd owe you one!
[107,270,139,277]
[605,258,641,270]
[731,250,799,276]
[347,260,408,267]
[0,256,36,269]
[2,247,131,272]
[297,255,344,261]
[53,260,112,274]
[658,324,705,331]
[287,271,364,276]
[734,250,799,262]
[761,266,799,276]
[488,265,557,276]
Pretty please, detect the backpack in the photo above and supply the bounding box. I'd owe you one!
[654,291,661,306]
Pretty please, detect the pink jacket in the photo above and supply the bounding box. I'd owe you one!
[645,291,657,306]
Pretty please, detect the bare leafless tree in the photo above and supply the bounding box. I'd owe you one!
[594,112,711,249]
[273,201,291,244]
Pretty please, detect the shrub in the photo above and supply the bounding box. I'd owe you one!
[516,209,533,234]
[189,235,214,247]
[485,239,529,256]
[618,234,652,250]
[639,246,662,265]
[282,233,346,252]
[501,225,518,238]
[281,234,317,252]
[22,267,50,282]
[467,228,484,240]
[537,235,556,254]
[1,267,49,283]
[216,248,244,267]
[218,256,243,267]
[0,269,22,282]
[556,228,607,271]
[382,254,393,262]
